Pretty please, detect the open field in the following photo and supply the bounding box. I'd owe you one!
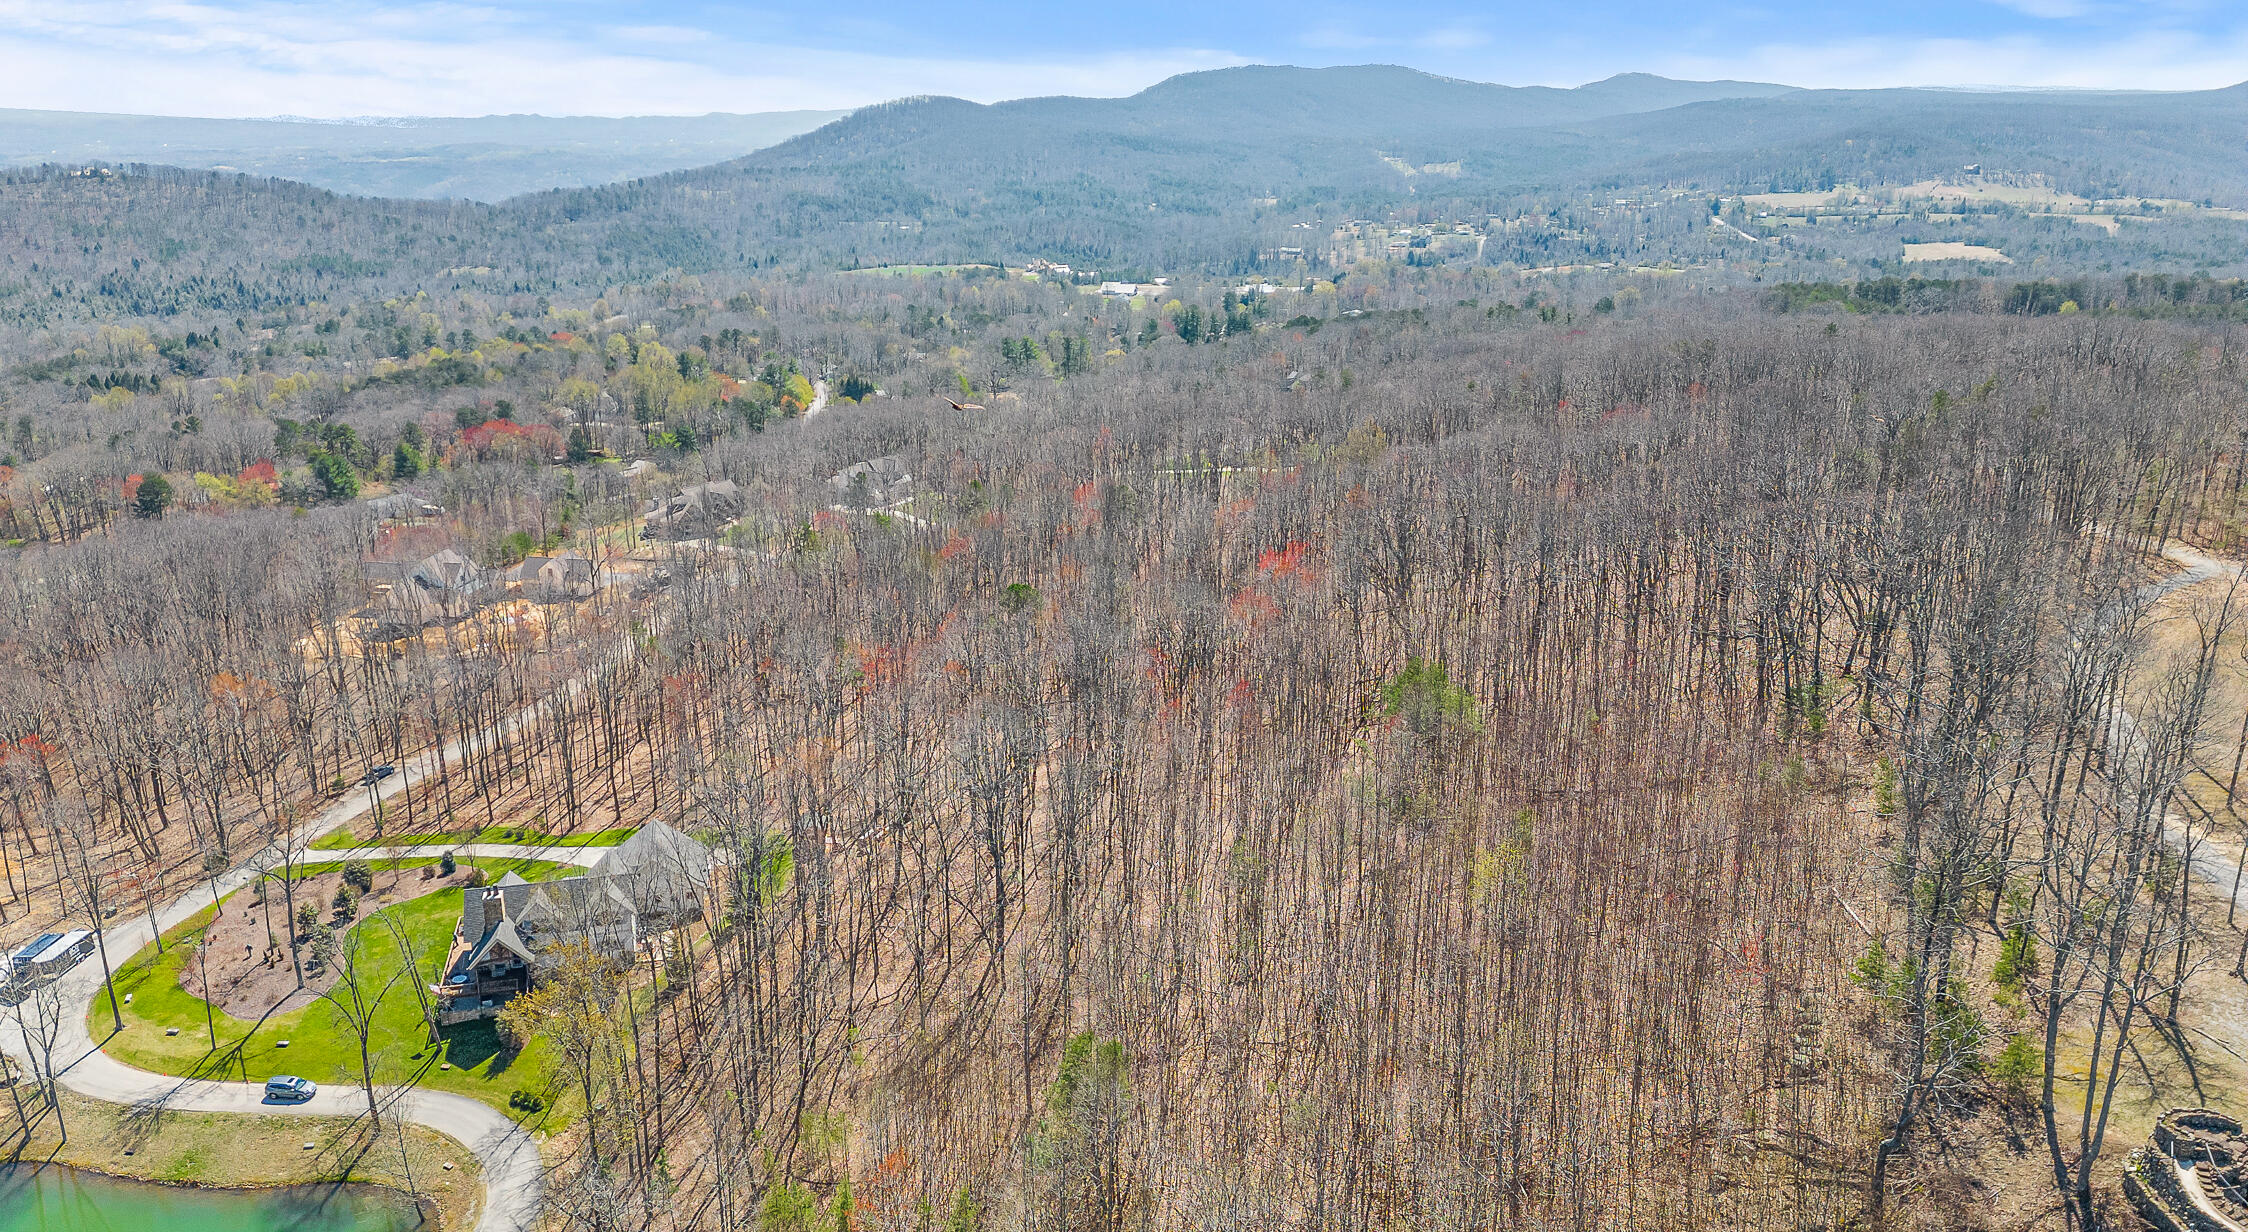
[1903,241,2012,263]
[1741,189,1866,209]
[1899,179,2091,210]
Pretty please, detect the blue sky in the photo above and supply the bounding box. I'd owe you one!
[0,0,2241,117]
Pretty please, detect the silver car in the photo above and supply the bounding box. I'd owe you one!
[264,1075,317,1102]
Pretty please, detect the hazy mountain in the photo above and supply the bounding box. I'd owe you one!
[1567,86,2248,201]
[553,66,2247,269]
[701,66,2248,204]
[1107,65,1797,135]
[0,108,848,201]
[6,64,2248,326]
[514,67,1803,267]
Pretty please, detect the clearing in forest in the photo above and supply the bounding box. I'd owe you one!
[1902,242,2012,263]
[94,858,580,1121]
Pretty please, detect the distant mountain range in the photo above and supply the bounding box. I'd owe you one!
[0,108,848,201]
[556,65,2248,268]
[4,65,2247,321]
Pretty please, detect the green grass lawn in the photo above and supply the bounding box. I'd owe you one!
[311,824,638,851]
[291,855,583,880]
[92,867,582,1127]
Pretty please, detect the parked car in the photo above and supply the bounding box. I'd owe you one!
[356,765,397,787]
[264,1075,317,1102]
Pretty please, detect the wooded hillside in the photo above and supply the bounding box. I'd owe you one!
[7,285,2248,1229]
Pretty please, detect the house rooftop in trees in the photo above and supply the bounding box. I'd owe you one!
[434,826,712,1024]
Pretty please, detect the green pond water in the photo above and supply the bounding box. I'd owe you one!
[0,1165,421,1231]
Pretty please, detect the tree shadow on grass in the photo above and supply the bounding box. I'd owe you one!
[123,988,305,1087]
[114,1095,169,1156]
[0,1095,66,1168]
[435,1022,515,1078]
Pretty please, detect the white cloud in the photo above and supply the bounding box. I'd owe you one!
[612,25,712,44]
[0,2,1246,116]
[1985,0,2096,18]
[1298,21,1382,51]
[1416,25,1492,52]
[1300,19,1490,54]
[1657,28,2248,91]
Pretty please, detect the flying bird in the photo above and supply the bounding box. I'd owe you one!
[943,397,987,412]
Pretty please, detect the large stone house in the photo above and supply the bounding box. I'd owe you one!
[435,822,712,1025]
[367,547,489,629]
[828,455,912,506]
[506,550,600,599]
[642,479,743,538]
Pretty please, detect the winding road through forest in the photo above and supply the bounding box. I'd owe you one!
[2126,541,2248,914]
[2106,539,2248,1231]
[0,699,598,1231]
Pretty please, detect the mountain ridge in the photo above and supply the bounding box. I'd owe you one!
[0,107,849,201]
[6,62,2248,311]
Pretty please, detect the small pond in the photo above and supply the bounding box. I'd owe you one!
[0,1164,423,1231]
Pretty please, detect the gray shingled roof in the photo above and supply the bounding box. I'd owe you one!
[447,825,712,980]
[590,821,711,914]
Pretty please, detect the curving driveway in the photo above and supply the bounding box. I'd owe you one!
[0,716,559,1230]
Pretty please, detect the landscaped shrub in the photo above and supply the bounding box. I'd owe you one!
[333,883,359,918]
[461,867,487,888]
[439,851,457,876]
[341,859,375,894]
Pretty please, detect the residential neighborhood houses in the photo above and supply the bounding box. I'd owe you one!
[366,546,488,628]
[829,455,912,506]
[364,492,443,523]
[643,478,744,539]
[363,543,607,633]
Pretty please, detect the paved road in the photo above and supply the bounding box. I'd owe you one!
[0,701,564,1229]
[827,501,931,530]
[1712,215,1763,243]
[2114,540,2248,912]
[799,378,831,418]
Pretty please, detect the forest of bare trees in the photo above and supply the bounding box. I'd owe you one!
[6,289,2246,1230]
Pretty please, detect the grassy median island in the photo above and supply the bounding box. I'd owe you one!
[0,1086,480,1229]
[310,824,638,851]
[91,860,579,1126]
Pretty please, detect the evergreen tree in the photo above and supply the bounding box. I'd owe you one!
[133,473,172,519]
[942,1188,978,1232]
[309,451,359,501]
